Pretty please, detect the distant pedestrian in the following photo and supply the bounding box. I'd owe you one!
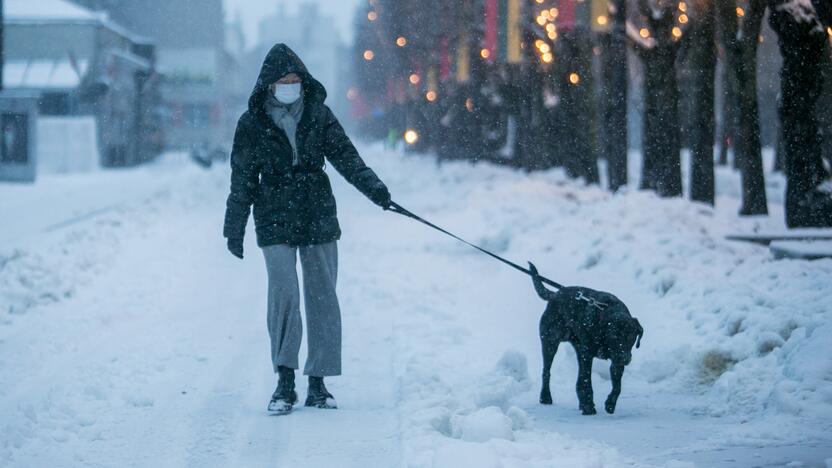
[223,44,392,414]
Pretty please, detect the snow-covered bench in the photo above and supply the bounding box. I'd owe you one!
[726,229,832,260]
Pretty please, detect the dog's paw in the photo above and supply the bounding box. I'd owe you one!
[605,395,618,414]
[539,392,553,405]
[580,405,597,416]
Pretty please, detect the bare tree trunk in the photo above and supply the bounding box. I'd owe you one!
[716,0,740,167]
[561,29,600,185]
[768,0,831,227]
[606,0,629,191]
[632,3,683,197]
[735,0,769,215]
[689,0,717,205]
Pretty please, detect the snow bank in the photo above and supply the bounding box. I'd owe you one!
[0,158,205,317]
[37,117,99,174]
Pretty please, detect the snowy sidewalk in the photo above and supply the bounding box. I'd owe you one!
[1,145,831,467]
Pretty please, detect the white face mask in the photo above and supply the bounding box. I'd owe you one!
[274,82,302,104]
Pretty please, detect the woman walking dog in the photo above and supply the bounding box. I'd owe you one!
[223,44,392,415]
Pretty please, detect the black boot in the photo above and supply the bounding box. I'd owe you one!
[305,376,337,409]
[268,366,297,414]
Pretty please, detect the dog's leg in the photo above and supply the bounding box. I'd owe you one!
[539,339,558,405]
[605,362,625,414]
[575,349,596,415]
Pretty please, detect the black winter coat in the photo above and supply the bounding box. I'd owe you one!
[223,44,389,247]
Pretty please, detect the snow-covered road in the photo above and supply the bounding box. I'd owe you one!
[1,145,830,467]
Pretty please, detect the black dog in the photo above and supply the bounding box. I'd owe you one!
[529,263,643,415]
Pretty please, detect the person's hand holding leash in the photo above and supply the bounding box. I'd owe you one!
[370,184,392,210]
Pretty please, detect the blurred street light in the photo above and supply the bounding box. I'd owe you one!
[404,129,419,144]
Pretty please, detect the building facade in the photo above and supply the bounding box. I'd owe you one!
[72,0,236,151]
[3,0,162,168]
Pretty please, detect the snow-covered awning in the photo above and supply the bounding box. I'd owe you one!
[4,0,153,45]
[3,59,90,91]
[4,0,106,22]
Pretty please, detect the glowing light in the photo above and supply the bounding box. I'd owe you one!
[539,43,551,53]
[425,91,437,102]
[396,36,407,47]
[546,23,556,33]
[404,129,419,144]
[542,53,553,63]
[367,11,377,21]
[679,14,688,24]
[536,15,547,26]
[550,7,559,18]
[535,39,545,48]
[480,48,491,59]
[346,88,358,100]
[465,98,474,112]
[535,0,544,3]
[569,73,580,85]
[409,73,420,85]
[639,28,650,38]
[596,15,608,26]
[828,26,832,36]
[363,50,374,60]
[672,26,682,38]
[678,2,686,12]
[736,6,745,17]
[548,31,558,40]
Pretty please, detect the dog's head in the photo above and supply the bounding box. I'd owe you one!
[606,317,644,365]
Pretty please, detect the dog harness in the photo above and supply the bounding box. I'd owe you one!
[575,291,609,310]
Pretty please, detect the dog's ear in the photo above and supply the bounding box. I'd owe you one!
[528,262,539,277]
[632,318,643,349]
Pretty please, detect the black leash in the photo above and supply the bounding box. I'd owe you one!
[388,201,564,290]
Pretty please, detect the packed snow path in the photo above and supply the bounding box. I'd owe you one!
[1,146,830,467]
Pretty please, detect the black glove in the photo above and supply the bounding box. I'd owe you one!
[369,185,392,210]
[227,237,244,259]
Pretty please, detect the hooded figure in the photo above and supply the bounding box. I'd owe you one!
[224,44,390,248]
[223,44,391,414]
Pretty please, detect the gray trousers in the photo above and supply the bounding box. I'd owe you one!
[262,242,341,377]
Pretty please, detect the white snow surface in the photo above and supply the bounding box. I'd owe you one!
[0,144,830,467]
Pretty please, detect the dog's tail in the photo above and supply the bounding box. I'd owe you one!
[528,262,557,302]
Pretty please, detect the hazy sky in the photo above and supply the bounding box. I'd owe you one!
[223,0,363,49]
